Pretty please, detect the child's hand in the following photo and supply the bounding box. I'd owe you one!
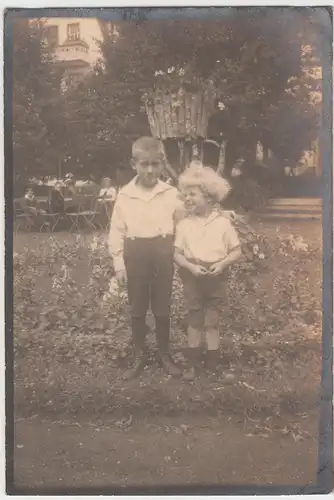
[115,269,127,286]
[208,261,226,276]
[188,263,208,276]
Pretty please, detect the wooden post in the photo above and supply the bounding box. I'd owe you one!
[216,140,227,175]
[58,157,63,179]
[161,141,178,181]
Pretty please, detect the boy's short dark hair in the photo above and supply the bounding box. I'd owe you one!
[132,136,165,159]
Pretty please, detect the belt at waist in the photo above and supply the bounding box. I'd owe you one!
[125,234,173,242]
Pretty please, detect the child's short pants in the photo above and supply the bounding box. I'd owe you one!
[179,264,229,330]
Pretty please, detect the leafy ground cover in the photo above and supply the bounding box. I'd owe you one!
[13,218,322,436]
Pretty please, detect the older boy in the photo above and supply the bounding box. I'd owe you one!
[109,137,182,380]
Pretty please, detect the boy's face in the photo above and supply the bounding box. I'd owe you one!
[183,186,208,215]
[132,150,164,188]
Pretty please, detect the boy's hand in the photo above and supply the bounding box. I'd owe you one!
[115,269,127,286]
[188,263,208,276]
[208,260,227,276]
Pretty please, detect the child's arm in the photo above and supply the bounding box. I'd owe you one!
[174,248,192,271]
[108,197,127,284]
[209,246,241,276]
[209,219,242,276]
[174,248,208,276]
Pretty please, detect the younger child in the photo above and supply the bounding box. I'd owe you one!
[109,137,182,380]
[174,165,242,380]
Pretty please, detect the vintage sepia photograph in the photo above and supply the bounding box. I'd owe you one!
[5,6,332,494]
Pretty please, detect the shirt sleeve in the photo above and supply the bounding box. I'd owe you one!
[171,188,187,224]
[108,195,127,272]
[224,220,241,253]
[174,221,186,252]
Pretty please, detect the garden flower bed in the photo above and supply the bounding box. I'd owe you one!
[13,219,322,423]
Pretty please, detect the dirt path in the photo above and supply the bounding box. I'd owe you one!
[13,414,318,492]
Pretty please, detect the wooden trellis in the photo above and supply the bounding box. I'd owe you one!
[144,87,225,177]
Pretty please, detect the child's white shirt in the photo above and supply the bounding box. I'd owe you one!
[175,210,240,264]
[109,176,183,272]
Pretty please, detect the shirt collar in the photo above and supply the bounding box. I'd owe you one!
[190,210,221,226]
[121,176,173,201]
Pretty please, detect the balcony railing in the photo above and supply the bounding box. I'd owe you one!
[55,43,91,65]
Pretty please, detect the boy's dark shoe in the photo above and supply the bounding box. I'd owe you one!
[160,354,182,377]
[183,365,199,381]
[205,350,220,373]
[183,347,202,381]
[123,356,147,381]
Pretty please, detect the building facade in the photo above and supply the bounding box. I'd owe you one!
[43,18,114,86]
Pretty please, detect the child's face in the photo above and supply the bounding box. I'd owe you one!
[132,150,164,188]
[183,186,209,215]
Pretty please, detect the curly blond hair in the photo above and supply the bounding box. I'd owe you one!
[178,163,231,202]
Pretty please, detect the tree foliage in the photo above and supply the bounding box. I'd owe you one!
[12,8,323,184]
[69,8,321,178]
[12,17,65,187]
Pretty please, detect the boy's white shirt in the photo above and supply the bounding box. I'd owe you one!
[175,210,240,264]
[108,176,182,272]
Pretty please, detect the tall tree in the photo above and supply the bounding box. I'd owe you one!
[64,8,322,179]
[12,17,65,187]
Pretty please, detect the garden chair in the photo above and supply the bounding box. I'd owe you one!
[67,194,101,233]
[96,197,115,230]
[37,211,62,232]
[14,199,36,233]
[35,190,64,232]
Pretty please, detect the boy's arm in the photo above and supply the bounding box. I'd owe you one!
[209,246,241,276]
[209,220,242,275]
[174,249,207,276]
[174,248,193,271]
[221,246,242,267]
[108,197,126,274]
[174,221,192,271]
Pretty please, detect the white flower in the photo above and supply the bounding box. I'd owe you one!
[231,167,241,177]
[178,68,185,76]
[218,101,226,111]
[258,253,265,260]
[167,66,175,74]
[108,278,119,295]
[253,244,259,254]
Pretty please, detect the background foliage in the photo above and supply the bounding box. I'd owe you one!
[11,8,323,188]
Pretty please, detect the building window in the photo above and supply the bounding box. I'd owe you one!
[67,23,80,41]
[45,25,59,47]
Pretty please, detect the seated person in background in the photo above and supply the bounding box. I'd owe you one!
[24,187,48,216]
[24,188,39,215]
[99,177,117,202]
[98,178,117,224]
[64,178,79,214]
[49,182,65,214]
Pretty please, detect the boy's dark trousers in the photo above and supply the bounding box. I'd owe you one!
[123,235,180,378]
